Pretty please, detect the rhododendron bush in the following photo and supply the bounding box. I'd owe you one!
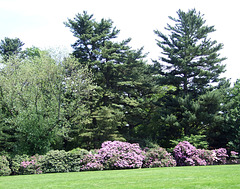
[81,141,145,170]
[173,141,229,166]
[143,147,176,168]
[1,140,238,176]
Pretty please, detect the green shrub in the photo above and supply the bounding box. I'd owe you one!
[10,154,29,175]
[67,148,89,172]
[0,156,11,176]
[40,150,70,173]
[170,134,209,152]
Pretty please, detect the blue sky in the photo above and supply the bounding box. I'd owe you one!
[0,0,239,83]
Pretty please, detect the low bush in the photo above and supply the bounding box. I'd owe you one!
[19,155,43,175]
[230,151,239,164]
[0,156,11,176]
[10,154,43,175]
[10,154,29,175]
[143,147,176,168]
[40,150,70,173]
[67,148,89,172]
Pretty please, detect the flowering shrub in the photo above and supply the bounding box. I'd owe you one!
[20,155,43,174]
[0,156,11,176]
[230,151,239,164]
[173,141,198,166]
[80,153,104,171]
[143,147,176,168]
[99,141,145,169]
[173,141,229,166]
[10,154,29,175]
[214,148,228,165]
[81,141,145,170]
[197,149,217,165]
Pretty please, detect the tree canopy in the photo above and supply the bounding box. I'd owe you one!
[0,9,239,156]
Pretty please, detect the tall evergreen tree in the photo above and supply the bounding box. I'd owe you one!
[65,12,152,149]
[0,37,24,61]
[152,9,226,147]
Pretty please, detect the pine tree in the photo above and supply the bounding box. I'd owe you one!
[152,9,226,146]
[65,12,152,149]
[0,37,24,61]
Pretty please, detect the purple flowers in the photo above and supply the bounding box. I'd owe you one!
[143,147,176,168]
[173,141,229,166]
[81,141,145,170]
[1,140,238,177]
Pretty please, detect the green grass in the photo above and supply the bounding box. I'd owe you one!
[1,165,240,189]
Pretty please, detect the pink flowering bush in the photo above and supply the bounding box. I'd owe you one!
[81,141,145,170]
[173,141,198,166]
[214,148,228,165]
[143,147,176,168]
[80,153,104,171]
[173,141,228,166]
[20,155,43,174]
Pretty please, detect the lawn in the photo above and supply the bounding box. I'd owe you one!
[0,165,240,189]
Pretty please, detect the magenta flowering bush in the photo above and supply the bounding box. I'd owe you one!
[214,148,228,164]
[81,141,145,170]
[173,141,229,166]
[99,141,145,169]
[173,141,198,166]
[80,153,104,171]
[143,147,176,168]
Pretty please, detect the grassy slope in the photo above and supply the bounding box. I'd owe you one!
[0,165,240,189]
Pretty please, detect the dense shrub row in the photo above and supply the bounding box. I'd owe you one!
[0,141,238,176]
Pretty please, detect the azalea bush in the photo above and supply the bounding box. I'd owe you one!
[81,141,145,170]
[19,155,43,174]
[80,152,104,171]
[143,147,176,168]
[10,154,29,175]
[173,141,228,166]
[214,148,228,165]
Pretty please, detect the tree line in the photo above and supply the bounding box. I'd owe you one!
[0,9,239,156]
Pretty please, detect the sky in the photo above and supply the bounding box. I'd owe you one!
[0,0,239,84]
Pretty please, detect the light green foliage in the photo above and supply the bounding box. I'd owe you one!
[170,134,209,151]
[0,52,94,155]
